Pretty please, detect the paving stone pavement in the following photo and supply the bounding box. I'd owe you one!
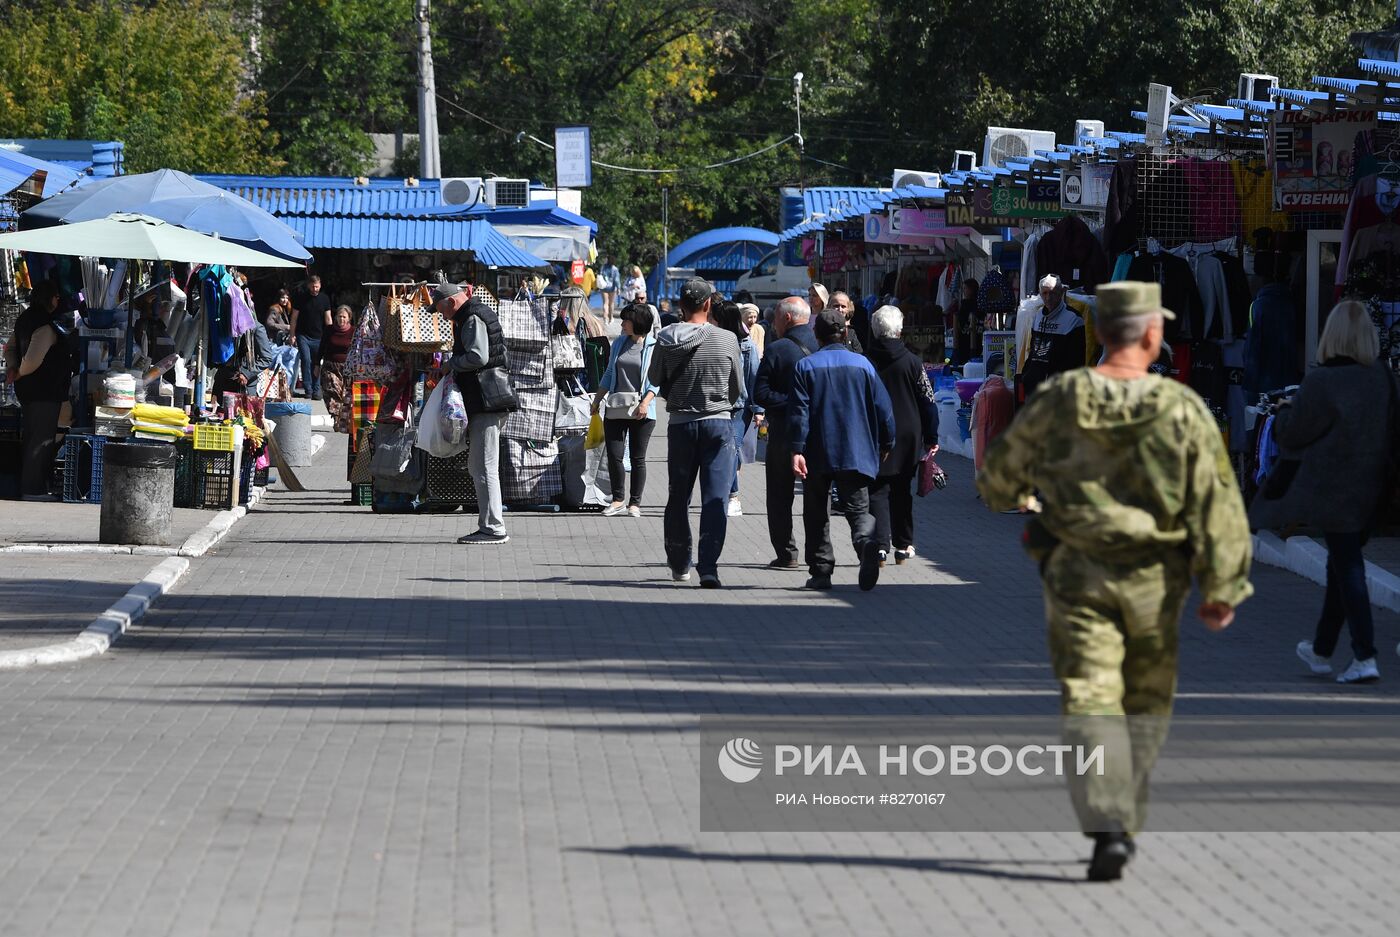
[0,553,163,652]
[0,419,1396,936]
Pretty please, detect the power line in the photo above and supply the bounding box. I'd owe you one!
[434,92,798,175]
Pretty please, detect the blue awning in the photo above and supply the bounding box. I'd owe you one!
[284,215,548,267]
[0,149,83,197]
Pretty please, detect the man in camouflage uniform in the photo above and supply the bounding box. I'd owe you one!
[977,281,1253,881]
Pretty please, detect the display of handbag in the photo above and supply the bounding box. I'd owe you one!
[604,391,641,419]
[384,284,454,353]
[550,331,586,371]
[555,390,591,435]
[346,300,400,384]
[349,428,375,484]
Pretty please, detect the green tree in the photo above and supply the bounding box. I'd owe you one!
[253,0,417,175]
[0,0,278,173]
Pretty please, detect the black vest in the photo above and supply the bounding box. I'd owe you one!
[14,312,72,404]
[454,299,510,413]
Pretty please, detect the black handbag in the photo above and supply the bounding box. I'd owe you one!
[477,365,519,412]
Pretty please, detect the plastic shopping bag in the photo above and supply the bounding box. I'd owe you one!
[917,448,948,497]
[415,376,468,458]
[584,412,605,450]
[437,373,469,446]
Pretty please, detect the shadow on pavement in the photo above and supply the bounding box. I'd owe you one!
[568,844,1082,884]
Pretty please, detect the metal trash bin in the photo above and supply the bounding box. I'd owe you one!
[266,400,314,467]
[99,442,177,545]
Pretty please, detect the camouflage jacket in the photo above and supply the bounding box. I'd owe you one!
[977,369,1253,608]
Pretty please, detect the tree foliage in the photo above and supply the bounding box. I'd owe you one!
[1,0,1395,267]
[0,0,277,173]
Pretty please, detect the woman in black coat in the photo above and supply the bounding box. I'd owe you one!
[1249,301,1394,685]
[865,305,939,564]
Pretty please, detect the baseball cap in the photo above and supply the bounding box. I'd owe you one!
[1095,281,1176,324]
[679,277,714,309]
[813,308,848,342]
[431,280,465,305]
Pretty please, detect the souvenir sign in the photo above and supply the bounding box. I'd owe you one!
[1270,110,1375,213]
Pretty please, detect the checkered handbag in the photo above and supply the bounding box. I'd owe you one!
[385,284,454,352]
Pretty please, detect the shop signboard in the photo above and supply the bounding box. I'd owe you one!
[991,180,1065,219]
[862,208,949,244]
[948,190,1016,228]
[1060,164,1113,210]
[1269,110,1375,213]
[554,126,593,188]
[801,237,863,274]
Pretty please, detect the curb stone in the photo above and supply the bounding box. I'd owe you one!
[1251,532,1400,613]
[0,555,190,669]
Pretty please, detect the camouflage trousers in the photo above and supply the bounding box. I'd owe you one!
[1042,546,1190,835]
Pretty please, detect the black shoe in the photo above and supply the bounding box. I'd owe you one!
[1087,833,1132,882]
[805,574,833,590]
[767,557,800,570]
[699,574,722,589]
[858,542,884,592]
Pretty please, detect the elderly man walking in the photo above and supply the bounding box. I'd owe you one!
[789,309,895,591]
[649,277,743,588]
[977,281,1253,881]
[753,296,819,569]
[438,281,519,545]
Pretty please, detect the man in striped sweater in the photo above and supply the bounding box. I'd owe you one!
[649,278,744,588]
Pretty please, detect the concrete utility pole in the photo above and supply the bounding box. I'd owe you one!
[416,0,442,179]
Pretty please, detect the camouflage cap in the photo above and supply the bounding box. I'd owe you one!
[1095,280,1176,322]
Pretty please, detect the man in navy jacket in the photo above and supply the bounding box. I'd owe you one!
[753,297,819,568]
[789,309,896,591]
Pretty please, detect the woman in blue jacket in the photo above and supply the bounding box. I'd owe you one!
[591,303,659,517]
[711,300,762,516]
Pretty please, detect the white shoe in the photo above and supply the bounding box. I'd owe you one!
[727,498,742,517]
[1296,640,1332,675]
[1336,658,1380,684]
[627,505,641,518]
[672,568,691,582]
[602,503,627,517]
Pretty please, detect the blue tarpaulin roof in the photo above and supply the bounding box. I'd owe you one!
[281,215,548,267]
[0,149,84,197]
[645,226,779,299]
[0,140,122,178]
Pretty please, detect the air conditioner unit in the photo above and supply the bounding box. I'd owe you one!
[1074,120,1105,147]
[981,128,1056,169]
[1145,83,1174,145]
[952,150,977,172]
[485,177,530,209]
[892,168,942,190]
[440,176,484,207]
[1238,72,1278,103]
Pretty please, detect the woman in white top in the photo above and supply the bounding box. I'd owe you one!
[619,265,646,304]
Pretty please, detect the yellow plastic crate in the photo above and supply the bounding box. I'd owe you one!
[192,423,235,452]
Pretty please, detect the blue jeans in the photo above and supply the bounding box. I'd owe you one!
[664,418,735,578]
[730,410,751,495]
[1312,532,1377,661]
[296,335,321,396]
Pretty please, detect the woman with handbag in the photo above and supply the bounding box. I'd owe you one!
[865,305,940,566]
[319,305,355,434]
[591,303,659,517]
[1249,301,1395,684]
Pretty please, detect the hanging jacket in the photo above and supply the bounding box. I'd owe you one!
[1244,283,1299,399]
[1103,158,1140,258]
[1126,251,1205,343]
[1035,215,1108,291]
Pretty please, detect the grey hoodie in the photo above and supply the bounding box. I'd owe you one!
[648,321,742,424]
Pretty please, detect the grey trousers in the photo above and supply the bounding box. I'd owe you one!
[468,412,507,535]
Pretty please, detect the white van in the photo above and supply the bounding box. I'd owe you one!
[733,250,811,302]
